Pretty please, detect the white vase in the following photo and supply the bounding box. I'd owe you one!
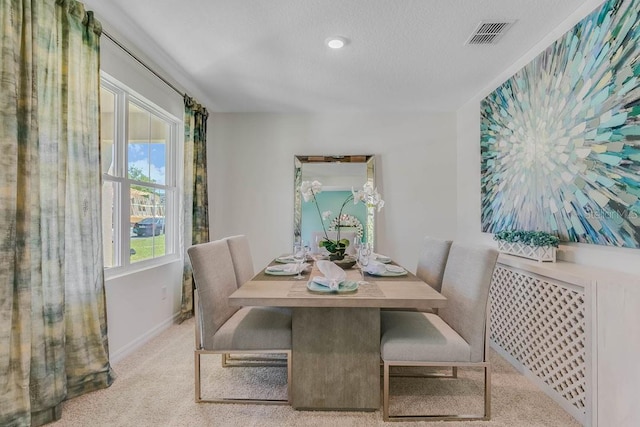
[497,241,556,262]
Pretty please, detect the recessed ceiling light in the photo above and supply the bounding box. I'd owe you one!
[326,36,347,49]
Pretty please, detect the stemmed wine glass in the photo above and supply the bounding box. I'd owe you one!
[356,242,371,284]
[293,243,306,280]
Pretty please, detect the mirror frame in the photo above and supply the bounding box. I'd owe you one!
[294,155,376,248]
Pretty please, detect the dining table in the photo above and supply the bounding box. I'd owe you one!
[228,256,447,411]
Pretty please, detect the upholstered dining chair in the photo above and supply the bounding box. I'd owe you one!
[415,236,453,293]
[188,239,292,404]
[222,234,288,368]
[380,242,498,421]
[225,235,255,289]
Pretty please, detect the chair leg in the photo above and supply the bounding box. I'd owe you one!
[221,353,287,367]
[195,351,202,402]
[383,361,391,421]
[484,364,491,420]
[196,350,291,405]
[383,361,491,422]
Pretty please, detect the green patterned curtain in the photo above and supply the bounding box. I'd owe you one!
[180,96,209,321]
[0,1,115,425]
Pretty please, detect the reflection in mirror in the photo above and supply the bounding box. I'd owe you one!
[294,155,376,250]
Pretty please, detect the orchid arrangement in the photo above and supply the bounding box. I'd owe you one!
[300,180,384,260]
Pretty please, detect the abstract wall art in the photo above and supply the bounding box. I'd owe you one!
[481,0,640,248]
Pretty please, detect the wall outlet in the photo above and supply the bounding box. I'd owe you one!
[161,286,167,300]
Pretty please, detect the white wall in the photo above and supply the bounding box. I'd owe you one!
[456,0,640,275]
[208,113,457,272]
[100,36,186,362]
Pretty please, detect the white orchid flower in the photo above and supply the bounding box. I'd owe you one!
[322,210,332,221]
[300,180,323,202]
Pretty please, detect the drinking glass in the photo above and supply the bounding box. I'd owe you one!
[353,239,362,255]
[357,242,371,283]
[293,243,306,280]
[303,241,311,260]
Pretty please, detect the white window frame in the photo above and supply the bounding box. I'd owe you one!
[101,72,182,278]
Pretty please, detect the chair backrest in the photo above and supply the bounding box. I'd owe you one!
[187,239,240,350]
[311,230,357,255]
[225,235,255,288]
[415,236,453,292]
[437,243,498,362]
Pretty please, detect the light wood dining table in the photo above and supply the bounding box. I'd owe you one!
[228,258,447,411]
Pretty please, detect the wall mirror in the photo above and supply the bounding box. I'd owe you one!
[294,155,376,250]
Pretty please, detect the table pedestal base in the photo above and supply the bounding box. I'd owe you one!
[291,307,380,410]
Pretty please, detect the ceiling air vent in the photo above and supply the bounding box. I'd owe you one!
[465,20,515,45]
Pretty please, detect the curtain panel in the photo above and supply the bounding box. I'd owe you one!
[0,1,114,425]
[180,96,209,321]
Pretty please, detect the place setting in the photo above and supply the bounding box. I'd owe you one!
[266,241,311,279]
[306,260,359,294]
[363,260,408,277]
[264,262,310,276]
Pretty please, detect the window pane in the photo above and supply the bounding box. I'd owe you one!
[102,180,117,268]
[128,103,167,186]
[128,102,151,182]
[100,87,116,176]
[149,114,167,185]
[130,186,166,263]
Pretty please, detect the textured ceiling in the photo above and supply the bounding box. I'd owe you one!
[84,0,593,112]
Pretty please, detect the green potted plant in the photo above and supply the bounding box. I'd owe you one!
[493,230,559,262]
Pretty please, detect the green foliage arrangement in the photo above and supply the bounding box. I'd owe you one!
[493,230,560,248]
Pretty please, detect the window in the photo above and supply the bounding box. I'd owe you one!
[100,74,181,274]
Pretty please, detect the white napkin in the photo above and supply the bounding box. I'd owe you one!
[371,252,391,262]
[364,260,405,275]
[266,263,308,273]
[364,260,387,275]
[276,254,296,262]
[311,260,347,290]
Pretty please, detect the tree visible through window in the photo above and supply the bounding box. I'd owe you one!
[100,74,180,271]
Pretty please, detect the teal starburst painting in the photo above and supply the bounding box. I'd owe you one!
[481,0,640,248]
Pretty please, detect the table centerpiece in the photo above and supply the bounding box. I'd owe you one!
[300,180,384,261]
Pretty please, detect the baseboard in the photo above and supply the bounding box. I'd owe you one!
[109,312,181,364]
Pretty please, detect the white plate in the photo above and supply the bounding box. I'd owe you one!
[265,269,299,276]
[276,254,312,263]
[366,266,407,276]
[265,263,308,275]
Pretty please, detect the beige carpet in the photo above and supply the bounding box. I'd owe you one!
[52,318,580,427]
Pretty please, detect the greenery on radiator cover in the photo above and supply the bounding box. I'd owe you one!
[493,230,560,248]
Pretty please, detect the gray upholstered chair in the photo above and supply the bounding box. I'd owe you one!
[188,239,292,404]
[225,235,255,289]
[222,234,288,368]
[380,242,498,421]
[415,236,453,293]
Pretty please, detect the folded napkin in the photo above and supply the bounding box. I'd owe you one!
[371,252,391,262]
[276,254,296,262]
[311,260,347,290]
[266,263,308,273]
[364,260,405,275]
[364,260,387,275]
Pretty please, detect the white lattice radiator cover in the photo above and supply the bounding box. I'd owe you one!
[490,265,587,424]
